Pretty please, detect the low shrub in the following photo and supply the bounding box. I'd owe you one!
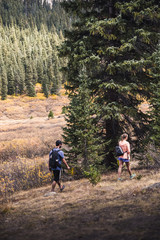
[61,106,68,114]
[0,137,54,162]
[48,110,54,119]
[0,157,51,201]
[84,165,101,185]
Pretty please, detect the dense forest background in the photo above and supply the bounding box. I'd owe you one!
[0,0,70,99]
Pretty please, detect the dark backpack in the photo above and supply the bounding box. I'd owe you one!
[49,149,61,169]
[115,146,126,157]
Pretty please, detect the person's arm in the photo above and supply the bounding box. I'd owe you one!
[62,158,70,169]
[127,142,131,159]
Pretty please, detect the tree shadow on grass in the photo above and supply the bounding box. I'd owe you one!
[1,198,159,240]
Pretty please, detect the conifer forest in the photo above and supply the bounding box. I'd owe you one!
[0,0,70,99]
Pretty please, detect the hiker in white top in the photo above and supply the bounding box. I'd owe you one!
[117,133,136,181]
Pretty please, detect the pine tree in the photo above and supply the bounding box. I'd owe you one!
[150,82,160,147]
[61,0,160,166]
[42,73,49,98]
[1,65,8,100]
[51,55,62,94]
[37,61,44,84]
[149,45,160,148]
[32,63,38,85]
[18,64,25,94]
[25,63,36,97]
[63,69,103,174]
[7,66,15,95]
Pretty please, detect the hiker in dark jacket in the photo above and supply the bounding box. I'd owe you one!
[49,140,70,192]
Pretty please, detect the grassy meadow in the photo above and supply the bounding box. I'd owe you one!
[0,89,69,200]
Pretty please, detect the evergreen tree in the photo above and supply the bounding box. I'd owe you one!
[61,0,160,166]
[7,66,15,95]
[149,45,160,148]
[17,63,25,94]
[63,69,103,173]
[18,67,25,94]
[150,82,160,147]
[42,73,49,98]
[32,64,38,85]
[51,58,61,94]
[25,63,36,97]
[1,65,8,100]
[37,61,44,84]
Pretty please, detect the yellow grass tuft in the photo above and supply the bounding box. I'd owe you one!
[35,83,42,93]
[36,93,46,100]
[50,94,57,99]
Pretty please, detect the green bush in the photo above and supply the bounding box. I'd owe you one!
[61,106,68,114]
[48,110,54,119]
[84,165,101,185]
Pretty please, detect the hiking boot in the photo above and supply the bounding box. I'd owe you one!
[130,174,136,180]
[60,185,65,192]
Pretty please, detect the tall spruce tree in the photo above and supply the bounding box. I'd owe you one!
[150,82,160,147]
[7,66,15,95]
[42,73,49,98]
[63,69,103,174]
[25,63,36,97]
[18,66,25,94]
[61,0,160,166]
[149,45,160,148]
[1,65,8,100]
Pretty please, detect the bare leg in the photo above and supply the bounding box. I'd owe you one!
[57,181,62,190]
[51,180,56,192]
[118,160,123,178]
[125,162,132,176]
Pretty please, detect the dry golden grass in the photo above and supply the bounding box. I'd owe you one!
[0,88,69,120]
[0,91,69,162]
[0,166,160,240]
[0,117,66,161]
[0,156,52,200]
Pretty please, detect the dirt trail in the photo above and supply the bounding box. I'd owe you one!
[0,167,160,240]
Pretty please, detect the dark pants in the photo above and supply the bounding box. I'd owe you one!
[53,170,61,182]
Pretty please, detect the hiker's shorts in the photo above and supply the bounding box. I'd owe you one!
[118,158,130,162]
[53,170,61,182]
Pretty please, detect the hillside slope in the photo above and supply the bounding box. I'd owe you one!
[0,167,160,240]
[0,92,69,162]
